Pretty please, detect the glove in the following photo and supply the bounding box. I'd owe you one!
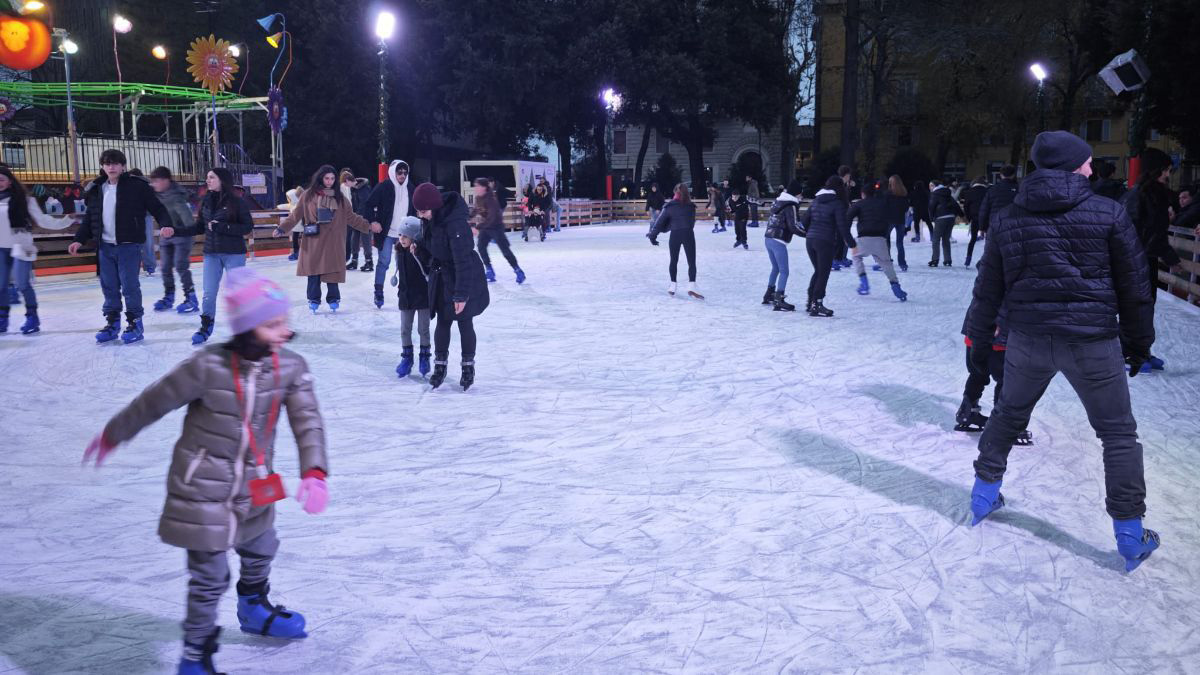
[82,433,116,467]
[1123,343,1150,378]
[295,475,329,514]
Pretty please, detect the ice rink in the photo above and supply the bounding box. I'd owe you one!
[3,223,1200,673]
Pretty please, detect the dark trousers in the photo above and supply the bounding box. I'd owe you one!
[964,343,1005,405]
[930,216,954,264]
[912,216,931,241]
[733,217,748,244]
[974,331,1146,519]
[806,238,835,301]
[306,276,340,303]
[160,237,195,296]
[749,203,759,227]
[668,229,697,282]
[835,239,849,262]
[434,304,477,361]
[98,242,144,319]
[888,223,907,268]
[478,229,519,270]
[291,232,301,256]
[346,229,373,264]
[965,222,981,264]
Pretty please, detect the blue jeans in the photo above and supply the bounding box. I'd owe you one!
[375,235,397,287]
[200,252,246,319]
[98,242,144,319]
[891,223,907,268]
[764,236,789,293]
[0,247,36,309]
[142,216,156,274]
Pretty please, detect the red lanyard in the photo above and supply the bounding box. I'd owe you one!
[231,352,283,469]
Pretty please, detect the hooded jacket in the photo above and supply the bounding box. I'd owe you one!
[74,173,171,246]
[101,345,327,552]
[928,185,963,220]
[963,183,989,223]
[799,189,854,246]
[976,177,1018,233]
[1121,182,1181,266]
[361,160,417,249]
[765,192,800,243]
[414,191,490,319]
[154,182,197,242]
[646,189,666,211]
[847,193,896,239]
[653,199,697,233]
[962,169,1154,352]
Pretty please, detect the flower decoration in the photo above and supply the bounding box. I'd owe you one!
[0,96,15,123]
[186,34,239,94]
[267,86,285,134]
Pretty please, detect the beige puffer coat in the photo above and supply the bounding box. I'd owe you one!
[103,345,327,552]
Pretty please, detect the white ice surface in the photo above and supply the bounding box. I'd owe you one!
[2,224,1200,674]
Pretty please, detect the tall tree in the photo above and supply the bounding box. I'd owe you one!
[838,0,860,170]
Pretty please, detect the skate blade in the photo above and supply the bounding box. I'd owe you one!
[687,292,704,299]
[954,424,984,432]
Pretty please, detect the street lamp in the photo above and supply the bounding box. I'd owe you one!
[52,28,81,182]
[600,88,622,199]
[1030,62,1048,132]
[20,0,45,12]
[374,9,397,173]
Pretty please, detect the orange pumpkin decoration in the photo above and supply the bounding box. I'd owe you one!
[0,17,51,72]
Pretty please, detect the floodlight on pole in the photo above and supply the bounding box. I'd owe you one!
[21,0,45,12]
[1029,63,1048,132]
[62,39,78,54]
[375,10,397,41]
[113,14,132,34]
[229,44,241,58]
[601,87,622,113]
[1030,63,1047,82]
[151,45,166,60]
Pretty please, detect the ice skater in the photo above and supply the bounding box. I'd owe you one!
[0,166,79,334]
[471,178,525,284]
[653,183,703,299]
[341,169,374,272]
[148,167,199,314]
[81,267,330,674]
[971,164,1019,268]
[412,182,491,390]
[798,176,853,317]
[390,216,432,380]
[726,188,750,249]
[963,130,1159,572]
[955,325,1031,446]
[762,179,804,311]
[927,179,963,267]
[362,159,417,308]
[846,182,908,301]
[706,182,726,233]
[275,165,379,314]
[645,182,665,245]
[67,149,172,344]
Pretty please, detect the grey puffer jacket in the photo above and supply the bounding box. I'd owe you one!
[102,345,327,553]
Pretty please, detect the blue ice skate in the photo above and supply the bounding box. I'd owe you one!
[237,584,307,639]
[177,627,222,675]
[95,316,120,343]
[970,476,1004,525]
[485,265,496,283]
[1148,355,1165,370]
[121,318,144,344]
[514,267,526,284]
[329,301,340,313]
[176,292,199,314]
[154,294,175,312]
[396,346,414,378]
[308,301,320,314]
[1114,518,1160,572]
[890,281,908,302]
[857,275,870,295]
[419,347,431,377]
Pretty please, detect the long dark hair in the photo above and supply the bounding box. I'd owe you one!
[673,183,691,206]
[0,165,32,230]
[1135,148,1171,192]
[300,164,344,211]
[206,167,235,208]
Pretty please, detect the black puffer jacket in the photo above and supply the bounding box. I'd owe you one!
[799,190,854,247]
[976,178,1018,233]
[928,186,963,220]
[177,192,255,255]
[414,192,490,320]
[654,199,697,233]
[765,193,800,243]
[1092,177,1126,201]
[646,190,665,211]
[847,194,893,238]
[75,173,171,246]
[1122,183,1181,265]
[393,243,430,311]
[963,170,1154,351]
[963,183,988,223]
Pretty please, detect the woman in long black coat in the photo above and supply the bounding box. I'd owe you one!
[411,183,490,390]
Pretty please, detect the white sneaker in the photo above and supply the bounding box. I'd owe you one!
[688,282,704,299]
[668,282,677,296]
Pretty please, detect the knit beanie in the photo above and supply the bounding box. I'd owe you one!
[397,215,423,240]
[1031,131,1092,171]
[412,182,442,211]
[224,267,290,335]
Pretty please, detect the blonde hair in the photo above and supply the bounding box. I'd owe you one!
[888,175,908,198]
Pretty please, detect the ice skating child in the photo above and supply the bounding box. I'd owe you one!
[412,182,491,390]
[653,183,704,299]
[67,149,172,344]
[726,189,750,249]
[846,182,908,301]
[81,267,329,674]
[275,164,378,313]
[148,167,199,314]
[706,182,727,233]
[391,216,432,379]
[955,322,1031,446]
[0,166,78,334]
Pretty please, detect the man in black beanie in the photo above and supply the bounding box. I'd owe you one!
[961,130,1161,572]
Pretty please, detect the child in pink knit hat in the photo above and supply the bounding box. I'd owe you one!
[82,266,330,674]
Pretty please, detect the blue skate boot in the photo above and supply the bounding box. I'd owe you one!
[176,292,199,314]
[236,582,307,639]
[396,346,414,378]
[419,346,431,377]
[857,275,870,295]
[1113,518,1160,572]
[177,627,222,675]
[970,476,1004,526]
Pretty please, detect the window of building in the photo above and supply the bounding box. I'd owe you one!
[897,125,915,147]
[1149,128,1161,141]
[1082,119,1111,142]
[613,129,627,155]
[656,129,669,153]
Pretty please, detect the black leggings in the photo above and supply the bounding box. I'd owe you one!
[291,232,301,256]
[434,305,477,362]
[478,229,519,270]
[668,229,697,282]
[806,238,834,301]
[965,222,981,263]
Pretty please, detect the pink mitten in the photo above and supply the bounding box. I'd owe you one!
[82,434,116,467]
[295,476,329,514]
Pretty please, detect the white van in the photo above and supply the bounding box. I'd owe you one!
[460,160,557,207]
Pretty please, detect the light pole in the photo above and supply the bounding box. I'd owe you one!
[113,13,132,138]
[52,28,80,183]
[374,10,397,179]
[600,87,622,200]
[1030,63,1048,132]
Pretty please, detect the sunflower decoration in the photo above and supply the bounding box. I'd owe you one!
[186,34,239,94]
[0,97,14,123]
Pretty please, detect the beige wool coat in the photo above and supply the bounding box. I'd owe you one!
[280,190,372,282]
[102,345,328,552]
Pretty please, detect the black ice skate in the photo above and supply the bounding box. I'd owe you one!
[954,397,988,432]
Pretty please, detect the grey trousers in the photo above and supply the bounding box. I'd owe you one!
[401,308,431,348]
[931,216,955,264]
[184,527,279,646]
[159,236,195,296]
[851,235,899,283]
